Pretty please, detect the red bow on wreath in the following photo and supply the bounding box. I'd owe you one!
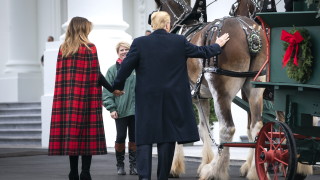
[280,30,304,67]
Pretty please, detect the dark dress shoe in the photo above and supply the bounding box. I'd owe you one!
[68,173,79,180]
[80,171,91,180]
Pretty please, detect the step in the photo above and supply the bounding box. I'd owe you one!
[0,102,40,109]
[0,122,41,129]
[0,108,41,115]
[0,144,41,148]
[0,114,41,122]
[0,103,42,148]
[0,143,41,148]
[0,129,41,137]
[0,137,41,147]
[0,136,41,140]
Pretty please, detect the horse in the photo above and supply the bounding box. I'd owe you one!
[155,0,267,179]
[229,0,259,18]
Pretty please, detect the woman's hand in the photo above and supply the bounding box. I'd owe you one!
[113,90,125,96]
[110,111,118,119]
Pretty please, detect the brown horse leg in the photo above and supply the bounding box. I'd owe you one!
[198,73,245,180]
[240,76,265,179]
[199,97,235,180]
[239,91,254,178]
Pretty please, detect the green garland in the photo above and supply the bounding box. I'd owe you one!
[283,28,313,83]
[305,0,320,18]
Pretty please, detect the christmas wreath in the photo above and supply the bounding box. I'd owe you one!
[281,28,313,83]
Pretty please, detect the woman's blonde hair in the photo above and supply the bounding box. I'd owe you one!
[151,11,170,30]
[60,17,93,57]
[115,41,131,53]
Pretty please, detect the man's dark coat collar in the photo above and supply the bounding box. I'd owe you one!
[152,29,168,35]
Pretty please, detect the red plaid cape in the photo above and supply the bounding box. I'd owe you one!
[49,44,107,155]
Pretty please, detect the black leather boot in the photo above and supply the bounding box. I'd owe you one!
[128,142,138,175]
[69,156,79,180]
[115,143,126,175]
[80,155,92,180]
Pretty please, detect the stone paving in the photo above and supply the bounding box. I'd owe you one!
[0,146,319,180]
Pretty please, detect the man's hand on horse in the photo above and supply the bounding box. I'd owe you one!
[113,90,125,96]
[216,33,230,47]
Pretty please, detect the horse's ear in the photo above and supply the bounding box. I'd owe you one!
[155,0,161,8]
[148,12,152,25]
[148,11,156,25]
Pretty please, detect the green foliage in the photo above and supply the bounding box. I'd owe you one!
[283,28,313,83]
[193,98,218,125]
[305,0,320,18]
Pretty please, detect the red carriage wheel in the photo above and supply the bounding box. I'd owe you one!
[255,122,297,180]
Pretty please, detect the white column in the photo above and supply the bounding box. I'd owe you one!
[126,0,156,38]
[62,0,132,74]
[0,0,9,74]
[5,0,40,74]
[37,0,66,64]
[0,0,43,102]
[42,0,132,148]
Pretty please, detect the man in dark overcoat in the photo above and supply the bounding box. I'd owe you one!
[113,11,230,180]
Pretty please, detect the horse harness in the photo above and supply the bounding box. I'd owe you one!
[159,0,192,30]
[176,17,264,97]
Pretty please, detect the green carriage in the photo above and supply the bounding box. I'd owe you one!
[254,1,320,179]
[225,1,320,179]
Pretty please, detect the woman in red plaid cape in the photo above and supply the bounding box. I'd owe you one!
[48,16,114,180]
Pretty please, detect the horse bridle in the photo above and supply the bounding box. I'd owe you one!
[159,0,192,28]
[229,0,261,18]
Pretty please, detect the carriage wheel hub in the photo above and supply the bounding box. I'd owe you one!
[260,149,288,164]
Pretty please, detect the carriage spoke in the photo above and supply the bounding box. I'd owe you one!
[258,145,265,152]
[281,163,287,177]
[277,137,286,149]
[275,130,286,150]
[275,127,283,149]
[281,151,288,159]
[273,163,279,180]
[263,131,273,149]
[258,160,265,165]
[270,124,274,149]
[274,157,288,166]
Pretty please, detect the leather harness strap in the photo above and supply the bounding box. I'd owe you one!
[190,17,265,97]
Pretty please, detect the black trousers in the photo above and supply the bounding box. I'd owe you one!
[115,115,135,143]
[136,142,175,180]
